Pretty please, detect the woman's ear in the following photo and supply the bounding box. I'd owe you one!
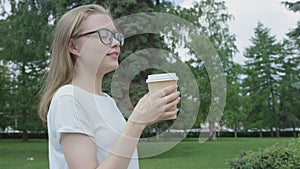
[69,39,80,56]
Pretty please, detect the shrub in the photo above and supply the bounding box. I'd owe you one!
[227,139,300,169]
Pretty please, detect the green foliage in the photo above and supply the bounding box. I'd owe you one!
[242,22,283,132]
[1,0,298,142]
[0,60,9,129]
[242,22,300,135]
[277,39,300,129]
[168,0,239,140]
[0,0,52,139]
[283,1,300,47]
[0,0,175,138]
[227,139,300,169]
[283,1,300,12]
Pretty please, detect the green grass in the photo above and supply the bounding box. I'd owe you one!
[0,139,48,169]
[0,137,292,169]
[139,138,291,169]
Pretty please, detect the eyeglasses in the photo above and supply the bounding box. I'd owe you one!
[72,28,124,46]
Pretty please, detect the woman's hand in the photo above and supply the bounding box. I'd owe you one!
[128,85,180,126]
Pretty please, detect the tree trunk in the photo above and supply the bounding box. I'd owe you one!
[292,122,297,138]
[270,127,274,137]
[156,0,160,6]
[21,64,28,142]
[22,129,28,142]
[22,108,28,142]
[276,127,280,137]
[166,128,171,141]
[208,120,217,141]
[155,126,160,140]
[234,125,238,138]
[259,129,263,138]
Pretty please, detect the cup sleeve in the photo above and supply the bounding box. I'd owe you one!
[51,95,95,142]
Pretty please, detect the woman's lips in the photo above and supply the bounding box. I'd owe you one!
[107,52,119,59]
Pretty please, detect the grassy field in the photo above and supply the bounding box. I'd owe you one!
[0,137,292,169]
[0,139,49,169]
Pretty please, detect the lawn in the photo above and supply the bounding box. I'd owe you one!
[0,139,49,169]
[0,137,292,169]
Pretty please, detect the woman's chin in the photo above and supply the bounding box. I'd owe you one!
[99,64,119,74]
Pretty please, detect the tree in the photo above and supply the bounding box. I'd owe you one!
[0,57,10,130]
[0,0,178,140]
[221,78,247,138]
[0,0,52,141]
[242,22,282,137]
[277,39,300,137]
[0,0,240,142]
[0,18,9,130]
[283,0,300,95]
[168,0,238,141]
[283,1,300,47]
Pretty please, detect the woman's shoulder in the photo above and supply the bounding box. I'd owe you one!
[53,84,74,98]
[52,84,114,104]
[52,85,104,102]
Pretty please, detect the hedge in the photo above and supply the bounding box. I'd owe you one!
[0,131,298,139]
[219,131,298,138]
[0,133,48,139]
[227,138,300,169]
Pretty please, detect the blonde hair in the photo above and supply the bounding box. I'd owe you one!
[39,4,110,123]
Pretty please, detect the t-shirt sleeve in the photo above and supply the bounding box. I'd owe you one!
[50,95,95,141]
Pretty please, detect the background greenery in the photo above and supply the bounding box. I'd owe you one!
[228,138,300,168]
[0,0,299,141]
[0,1,299,168]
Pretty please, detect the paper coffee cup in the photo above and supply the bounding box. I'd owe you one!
[146,73,179,120]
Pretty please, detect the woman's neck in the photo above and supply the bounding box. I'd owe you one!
[71,74,104,96]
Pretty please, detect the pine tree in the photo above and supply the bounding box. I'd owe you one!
[277,39,300,137]
[243,22,282,137]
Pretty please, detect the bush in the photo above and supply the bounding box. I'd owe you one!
[227,139,300,169]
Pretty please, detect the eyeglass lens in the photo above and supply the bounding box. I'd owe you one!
[98,29,124,46]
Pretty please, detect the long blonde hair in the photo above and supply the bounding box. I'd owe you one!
[39,4,109,123]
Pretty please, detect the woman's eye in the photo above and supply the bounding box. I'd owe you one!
[100,31,110,38]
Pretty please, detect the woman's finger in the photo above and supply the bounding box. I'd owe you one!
[160,109,179,120]
[161,85,178,96]
[165,91,180,103]
[164,97,180,111]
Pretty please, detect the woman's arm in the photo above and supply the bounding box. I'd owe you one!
[61,85,180,169]
[61,121,144,169]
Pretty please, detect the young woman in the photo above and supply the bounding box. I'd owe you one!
[39,4,180,169]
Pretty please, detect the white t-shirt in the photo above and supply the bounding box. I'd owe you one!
[47,85,139,169]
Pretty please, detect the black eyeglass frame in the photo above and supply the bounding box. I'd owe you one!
[72,28,124,46]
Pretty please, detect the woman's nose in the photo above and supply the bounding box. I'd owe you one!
[110,36,120,48]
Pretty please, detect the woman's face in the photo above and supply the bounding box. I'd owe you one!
[71,13,121,77]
